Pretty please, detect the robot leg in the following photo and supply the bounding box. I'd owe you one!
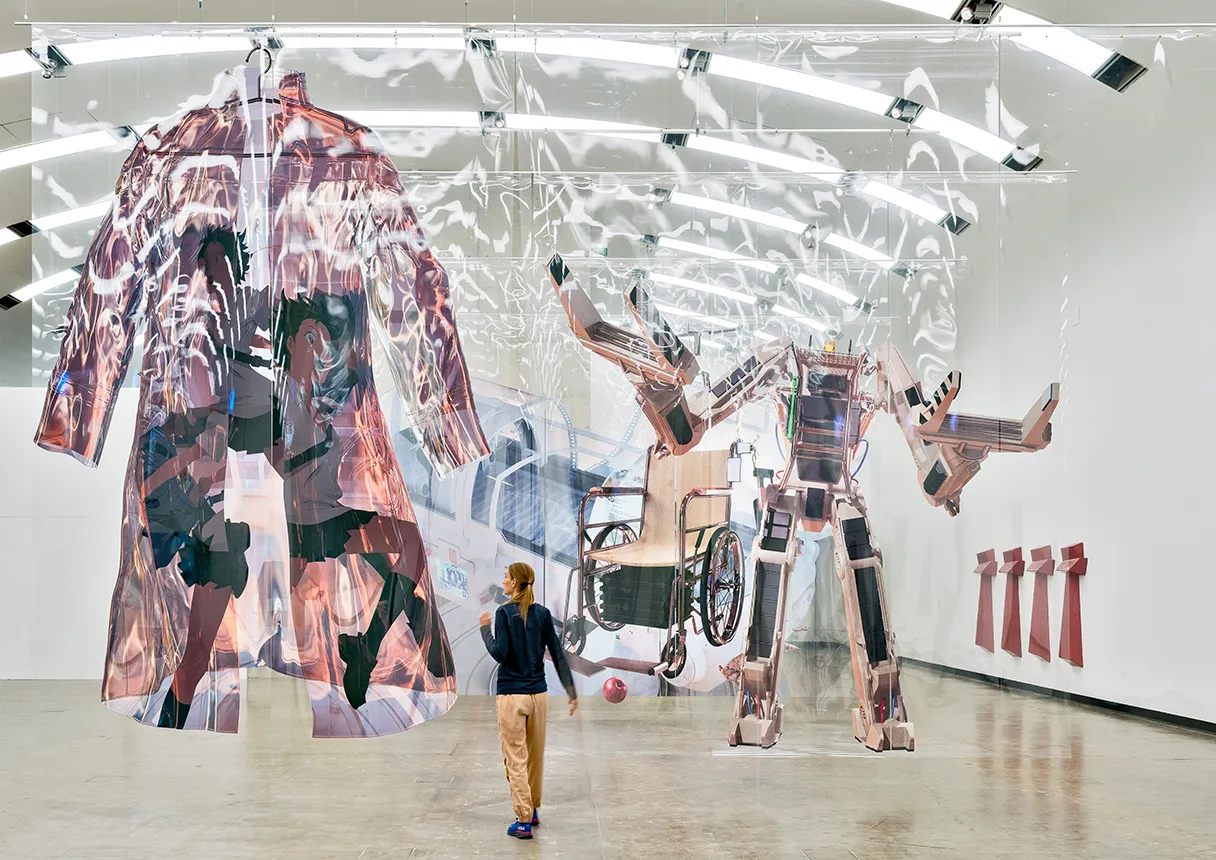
[831,498,914,752]
[727,487,800,749]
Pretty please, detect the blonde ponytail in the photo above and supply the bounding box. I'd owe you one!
[507,562,536,623]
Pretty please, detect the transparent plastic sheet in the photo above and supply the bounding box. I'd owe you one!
[15,19,1171,751]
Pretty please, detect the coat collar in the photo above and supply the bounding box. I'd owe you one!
[214,66,312,107]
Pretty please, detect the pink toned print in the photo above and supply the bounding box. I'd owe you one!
[33,68,489,737]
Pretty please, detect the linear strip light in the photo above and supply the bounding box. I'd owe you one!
[857,178,969,234]
[668,133,969,234]
[0,268,81,309]
[647,272,758,305]
[651,301,740,331]
[0,199,114,246]
[665,189,807,234]
[874,1,1147,92]
[646,233,871,312]
[490,35,1033,168]
[54,36,253,66]
[821,232,901,274]
[698,53,1038,170]
[169,100,966,234]
[912,108,1020,165]
[920,109,1037,170]
[771,303,830,334]
[0,130,125,173]
[32,199,113,232]
[645,235,780,275]
[657,187,911,278]
[670,133,846,184]
[794,273,866,309]
[496,36,681,69]
[0,50,41,79]
[706,55,898,119]
[990,7,1147,91]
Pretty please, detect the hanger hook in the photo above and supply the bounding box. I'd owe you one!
[244,45,273,74]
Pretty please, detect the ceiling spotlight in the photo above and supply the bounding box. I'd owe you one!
[478,110,507,132]
[648,186,673,209]
[955,1,1000,24]
[885,97,924,124]
[677,47,712,81]
[466,27,497,56]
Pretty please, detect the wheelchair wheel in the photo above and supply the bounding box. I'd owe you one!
[660,634,687,680]
[700,527,745,647]
[562,618,587,656]
[584,523,637,632]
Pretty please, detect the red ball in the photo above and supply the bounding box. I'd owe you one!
[602,677,628,704]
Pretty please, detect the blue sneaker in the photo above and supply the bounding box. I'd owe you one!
[508,820,533,840]
[531,810,540,827]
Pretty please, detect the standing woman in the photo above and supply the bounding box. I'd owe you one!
[479,562,579,839]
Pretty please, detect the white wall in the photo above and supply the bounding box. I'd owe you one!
[870,30,1216,724]
[0,388,136,678]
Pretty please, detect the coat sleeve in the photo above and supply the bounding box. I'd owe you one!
[367,156,489,477]
[34,142,152,467]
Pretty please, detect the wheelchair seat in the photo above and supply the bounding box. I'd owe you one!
[586,447,731,569]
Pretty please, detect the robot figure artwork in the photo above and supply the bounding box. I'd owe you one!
[546,253,1060,751]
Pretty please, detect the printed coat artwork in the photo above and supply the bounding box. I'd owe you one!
[33,66,490,737]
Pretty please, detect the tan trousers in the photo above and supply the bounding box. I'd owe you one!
[496,693,548,821]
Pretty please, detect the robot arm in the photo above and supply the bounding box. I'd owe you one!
[871,344,1059,515]
[547,252,794,456]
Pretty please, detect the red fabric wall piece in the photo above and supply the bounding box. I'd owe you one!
[1058,543,1088,667]
[1027,545,1055,662]
[974,549,998,652]
[999,548,1026,657]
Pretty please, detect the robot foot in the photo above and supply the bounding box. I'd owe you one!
[853,709,915,752]
[728,704,784,749]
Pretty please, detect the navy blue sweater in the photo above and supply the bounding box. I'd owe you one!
[480,602,577,698]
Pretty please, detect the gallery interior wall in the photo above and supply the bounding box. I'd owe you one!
[0,0,1211,726]
[867,27,1216,724]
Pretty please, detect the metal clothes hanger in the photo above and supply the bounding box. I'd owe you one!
[242,45,281,105]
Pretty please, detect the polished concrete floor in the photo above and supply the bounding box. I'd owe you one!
[2,651,1214,860]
